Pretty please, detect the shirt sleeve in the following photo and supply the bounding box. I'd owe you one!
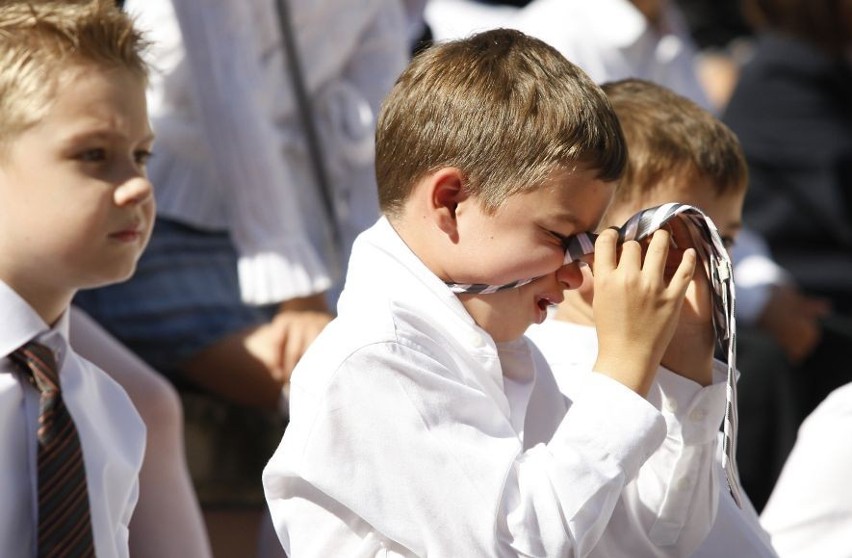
[617,362,728,553]
[760,383,852,558]
[169,0,331,304]
[541,360,724,557]
[264,342,667,557]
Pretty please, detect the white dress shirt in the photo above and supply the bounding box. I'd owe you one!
[527,319,779,557]
[760,382,852,557]
[264,217,672,557]
[0,281,145,558]
[123,0,410,305]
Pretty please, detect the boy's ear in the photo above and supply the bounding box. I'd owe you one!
[428,167,467,239]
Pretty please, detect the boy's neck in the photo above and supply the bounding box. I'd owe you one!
[1,273,72,327]
[387,210,453,283]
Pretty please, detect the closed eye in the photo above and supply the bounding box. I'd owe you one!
[78,148,107,162]
[549,230,571,244]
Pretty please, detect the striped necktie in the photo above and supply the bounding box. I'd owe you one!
[10,341,96,557]
[446,202,744,507]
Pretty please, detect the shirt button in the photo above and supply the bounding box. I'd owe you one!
[688,409,707,422]
[468,332,485,348]
[675,477,691,491]
[663,397,678,413]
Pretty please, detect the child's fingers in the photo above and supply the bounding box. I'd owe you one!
[667,247,698,295]
[619,239,643,270]
[641,228,672,277]
[592,228,620,274]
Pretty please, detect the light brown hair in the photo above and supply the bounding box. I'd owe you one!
[375,28,627,217]
[0,0,148,150]
[602,78,748,205]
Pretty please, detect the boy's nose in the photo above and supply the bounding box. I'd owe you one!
[556,261,585,290]
[115,176,153,206]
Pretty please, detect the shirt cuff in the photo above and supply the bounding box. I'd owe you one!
[553,372,666,480]
[650,361,728,445]
[237,243,332,305]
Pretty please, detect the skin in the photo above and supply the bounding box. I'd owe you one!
[394,165,696,396]
[0,65,155,325]
[757,285,829,364]
[179,290,332,410]
[561,171,831,371]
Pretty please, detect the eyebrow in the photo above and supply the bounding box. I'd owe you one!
[545,210,584,228]
[61,128,156,146]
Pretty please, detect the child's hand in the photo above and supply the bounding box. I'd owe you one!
[660,254,716,386]
[591,228,697,396]
[758,284,831,364]
[268,308,333,381]
[245,294,333,385]
[658,217,716,385]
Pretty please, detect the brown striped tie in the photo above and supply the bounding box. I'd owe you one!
[10,341,95,558]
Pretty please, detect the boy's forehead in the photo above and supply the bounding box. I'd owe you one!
[544,168,616,230]
[24,63,150,141]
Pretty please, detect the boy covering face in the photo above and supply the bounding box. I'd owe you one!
[264,30,699,556]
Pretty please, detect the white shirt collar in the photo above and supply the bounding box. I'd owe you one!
[341,216,480,331]
[0,279,70,362]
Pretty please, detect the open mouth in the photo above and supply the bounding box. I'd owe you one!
[536,293,562,311]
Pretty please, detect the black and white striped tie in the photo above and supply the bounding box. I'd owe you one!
[446,202,743,507]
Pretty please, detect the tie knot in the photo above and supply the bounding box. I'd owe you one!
[9,341,60,394]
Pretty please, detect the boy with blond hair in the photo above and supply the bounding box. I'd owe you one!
[528,78,778,556]
[0,1,154,555]
[262,30,720,557]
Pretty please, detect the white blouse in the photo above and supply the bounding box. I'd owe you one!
[123,0,410,305]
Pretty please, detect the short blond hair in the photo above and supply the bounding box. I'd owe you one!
[375,28,626,216]
[0,0,148,148]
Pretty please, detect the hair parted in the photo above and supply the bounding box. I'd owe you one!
[0,0,148,147]
[601,78,748,205]
[375,28,627,216]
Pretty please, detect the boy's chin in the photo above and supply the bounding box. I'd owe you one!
[81,265,139,290]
